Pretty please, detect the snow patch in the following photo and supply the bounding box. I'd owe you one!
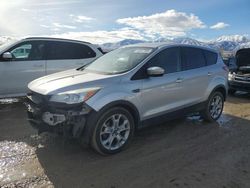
[0,98,19,104]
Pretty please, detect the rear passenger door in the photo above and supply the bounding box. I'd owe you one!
[180,47,210,105]
[45,41,97,74]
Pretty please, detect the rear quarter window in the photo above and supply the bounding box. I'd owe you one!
[203,50,218,66]
[181,47,206,70]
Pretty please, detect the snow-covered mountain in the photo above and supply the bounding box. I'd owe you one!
[101,39,145,50]
[172,37,207,46]
[101,35,250,52]
[206,35,250,52]
[208,41,239,51]
[100,37,208,50]
[239,41,250,49]
[215,35,248,43]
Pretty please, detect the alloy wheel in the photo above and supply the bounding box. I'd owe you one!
[99,114,131,150]
[209,95,223,119]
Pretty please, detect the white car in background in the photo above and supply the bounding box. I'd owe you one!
[0,37,103,98]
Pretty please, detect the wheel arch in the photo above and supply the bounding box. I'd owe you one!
[80,100,140,146]
[97,100,140,127]
[210,85,227,101]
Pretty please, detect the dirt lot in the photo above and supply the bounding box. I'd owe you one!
[0,93,250,188]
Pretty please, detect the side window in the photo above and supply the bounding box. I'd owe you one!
[8,41,45,61]
[11,44,31,59]
[47,41,96,60]
[203,50,218,66]
[181,47,206,70]
[148,47,181,74]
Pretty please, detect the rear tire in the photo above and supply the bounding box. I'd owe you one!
[91,107,135,155]
[201,91,224,122]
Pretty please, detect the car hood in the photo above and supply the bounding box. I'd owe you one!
[236,48,250,67]
[28,69,120,95]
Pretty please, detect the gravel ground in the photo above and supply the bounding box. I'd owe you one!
[0,93,250,188]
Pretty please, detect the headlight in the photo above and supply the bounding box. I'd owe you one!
[228,72,235,81]
[49,87,100,104]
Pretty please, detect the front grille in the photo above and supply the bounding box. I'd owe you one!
[234,75,250,83]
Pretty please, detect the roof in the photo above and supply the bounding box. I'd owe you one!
[123,42,175,48]
[24,37,91,44]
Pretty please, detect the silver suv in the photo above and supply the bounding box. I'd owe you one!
[0,37,103,98]
[26,43,228,154]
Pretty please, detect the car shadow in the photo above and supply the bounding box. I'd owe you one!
[34,113,250,188]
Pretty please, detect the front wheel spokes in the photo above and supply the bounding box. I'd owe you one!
[101,134,115,149]
[100,123,113,136]
[118,120,130,133]
[111,114,122,127]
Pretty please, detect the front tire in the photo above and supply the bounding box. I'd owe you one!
[91,107,135,155]
[201,91,224,122]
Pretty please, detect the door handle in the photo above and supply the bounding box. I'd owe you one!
[208,72,212,76]
[176,78,184,83]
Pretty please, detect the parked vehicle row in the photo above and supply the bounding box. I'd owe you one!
[25,43,228,154]
[0,37,103,98]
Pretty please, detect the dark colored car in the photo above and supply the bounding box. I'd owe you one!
[228,48,250,93]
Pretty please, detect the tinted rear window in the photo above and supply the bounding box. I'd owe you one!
[204,50,218,65]
[182,47,206,70]
[47,41,96,60]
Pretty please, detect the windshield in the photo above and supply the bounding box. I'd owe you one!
[83,47,154,74]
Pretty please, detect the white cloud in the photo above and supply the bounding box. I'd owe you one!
[40,24,50,28]
[28,1,82,6]
[70,15,95,23]
[50,28,145,44]
[210,22,230,30]
[0,0,30,35]
[52,22,76,30]
[117,9,206,37]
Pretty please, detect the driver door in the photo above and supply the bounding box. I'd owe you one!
[0,40,46,96]
[139,47,186,120]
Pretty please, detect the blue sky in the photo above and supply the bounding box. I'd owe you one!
[0,0,249,43]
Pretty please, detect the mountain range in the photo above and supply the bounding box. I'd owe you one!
[101,35,250,53]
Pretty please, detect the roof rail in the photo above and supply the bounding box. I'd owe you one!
[24,37,91,44]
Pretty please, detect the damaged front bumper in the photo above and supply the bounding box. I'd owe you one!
[229,81,250,92]
[228,74,250,92]
[25,92,93,138]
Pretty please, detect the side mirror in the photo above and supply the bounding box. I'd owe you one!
[147,66,165,77]
[2,52,13,60]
